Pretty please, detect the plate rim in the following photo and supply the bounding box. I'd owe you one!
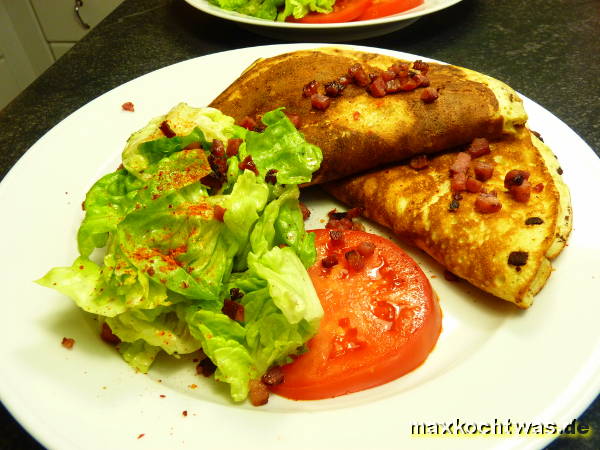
[1,43,600,450]
[183,0,465,29]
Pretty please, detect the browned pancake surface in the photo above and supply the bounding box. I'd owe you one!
[325,129,572,307]
[210,48,526,185]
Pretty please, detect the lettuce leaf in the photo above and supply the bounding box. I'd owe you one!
[38,103,323,403]
[208,0,334,21]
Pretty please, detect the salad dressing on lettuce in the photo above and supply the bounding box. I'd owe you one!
[37,103,324,402]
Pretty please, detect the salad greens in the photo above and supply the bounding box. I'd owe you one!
[37,103,324,402]
[208,0,335,21]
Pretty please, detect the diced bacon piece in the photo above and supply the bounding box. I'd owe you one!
[450,152,472,175]
[302,80,319,97]
[240,116,257,130]
[100,322,121,345]
[348,64,370,87]
[412,73,430,87]
[345,250,365,271]
[321,255,339,268]
[226,138,242,157]
[475,192,502,213]
[329,230,345,246]
[249,379,269,406]
[399,77,419,91]
[356,241,375,257]
[211,139,225,157]
[451,172,467,192]
[264,169,278,185]
[213,205,226,222]
[299,202,311,220]
[382,70,396,81]
[311,93,331,111]
[159,120,176,138]
[285,112,302,128]
[368,77,387,98]
[196,358,217,377]
[222,299,244,322]
[61,337,75,349]
[510,179,531,202]
[412,60,429,74]
[338,75,351,86]
[473,160,494,181]
[420,87,438,103]
[239,155,259,175]
[504,169,530,189]
[324,81,345,98]
[262,366,284,386]
[385,79,402,93]
[390,62,409,76]
[467,138,491,158]
[466,177,483,193]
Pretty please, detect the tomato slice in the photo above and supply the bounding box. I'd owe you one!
[287,0,373,24]
[270,229,442,400]
[356,0,423,21]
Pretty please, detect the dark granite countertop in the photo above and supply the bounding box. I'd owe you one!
[1,0,598,448]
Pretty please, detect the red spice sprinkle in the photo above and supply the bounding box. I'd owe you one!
[121,101,134,112]
[159,394,166,398]
[61,337,75,349]
[159,120,176,138]
[137,434,145,439]
[353,111,361,120]
[182,410,188,417]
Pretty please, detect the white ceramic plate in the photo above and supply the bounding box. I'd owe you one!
[184,0,464,41]
[1,43,599,450]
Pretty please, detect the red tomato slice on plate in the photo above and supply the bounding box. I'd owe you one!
[270,229,442,400]
[357,0,423,21]
[287,0,372,24]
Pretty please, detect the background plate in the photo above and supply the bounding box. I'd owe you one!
[1,43,599,450]
[183,0,464,41]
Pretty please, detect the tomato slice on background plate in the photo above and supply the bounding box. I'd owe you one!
[287,0,372,24]
[357,0,424,21]
[270,229,442,401]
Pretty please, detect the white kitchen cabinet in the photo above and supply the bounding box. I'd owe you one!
[30,0,125,42]
[0,0,124,110]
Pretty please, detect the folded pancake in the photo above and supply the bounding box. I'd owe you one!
[324,129,572,308]
[210,47,527,185]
